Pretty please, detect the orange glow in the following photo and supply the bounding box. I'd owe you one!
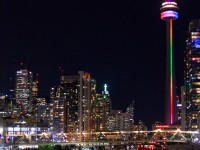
[83,73,91,79]
[155,125,169,128]
[192,57,200,61]
[88,73,90,78]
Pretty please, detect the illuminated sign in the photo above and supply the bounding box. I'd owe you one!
[155,125,170,128]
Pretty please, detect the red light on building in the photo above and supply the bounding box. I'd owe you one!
[155,125,170,128]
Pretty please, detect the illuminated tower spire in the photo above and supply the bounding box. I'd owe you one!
[160,0,178,124]
[102,84,109,94]
[102,84,109,95]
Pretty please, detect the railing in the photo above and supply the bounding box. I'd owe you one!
[3,129,199,145]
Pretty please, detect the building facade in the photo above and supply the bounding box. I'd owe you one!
[35,97,48,123]
[184,19,200,131]
[52,97,66,134]
[126,101,134,125]
[95,84,112,131]
[51,71,97,133]
[32,74,39,98]
[15,69,33,112]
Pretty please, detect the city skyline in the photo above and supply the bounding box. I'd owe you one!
[1,0,200,127]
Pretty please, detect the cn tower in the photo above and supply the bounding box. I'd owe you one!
[160,0,178,125]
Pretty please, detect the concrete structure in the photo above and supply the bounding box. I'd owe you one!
[160,0,179,124]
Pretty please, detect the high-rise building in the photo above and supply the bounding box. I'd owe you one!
[51,71,97,133]
[51,86,73,133]
[126,101,134,125]
[52,97,66,134]
[15,69,33,112]
[184,20,200,131]
[79,71,97,133]
[59,74,79,133]
[95,84,112,131]
[32,74,39,97]
[160,0,179,124]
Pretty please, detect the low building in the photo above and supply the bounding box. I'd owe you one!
[107,110,131,131]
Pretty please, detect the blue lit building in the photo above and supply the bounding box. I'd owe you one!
[184,20,200,131]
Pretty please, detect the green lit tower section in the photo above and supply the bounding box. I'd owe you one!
[160,0,178,124]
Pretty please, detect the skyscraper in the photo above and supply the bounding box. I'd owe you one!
[51,76,79,133]
[52,97,66,134]
[96,84,112,131]
[184,20,200,131]
[78,71,97,133]
[51,71,97,133]
[160,0,179,124]
[126,101,134,125]
[15,69,33,112]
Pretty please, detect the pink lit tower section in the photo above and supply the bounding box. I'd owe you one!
[160,0,178,125]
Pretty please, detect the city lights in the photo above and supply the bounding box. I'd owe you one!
[0,0,200,149]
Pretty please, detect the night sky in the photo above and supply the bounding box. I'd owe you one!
[0,0,200,128]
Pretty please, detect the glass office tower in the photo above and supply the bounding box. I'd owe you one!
[15,69,33,111]
[184,20,200,131]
